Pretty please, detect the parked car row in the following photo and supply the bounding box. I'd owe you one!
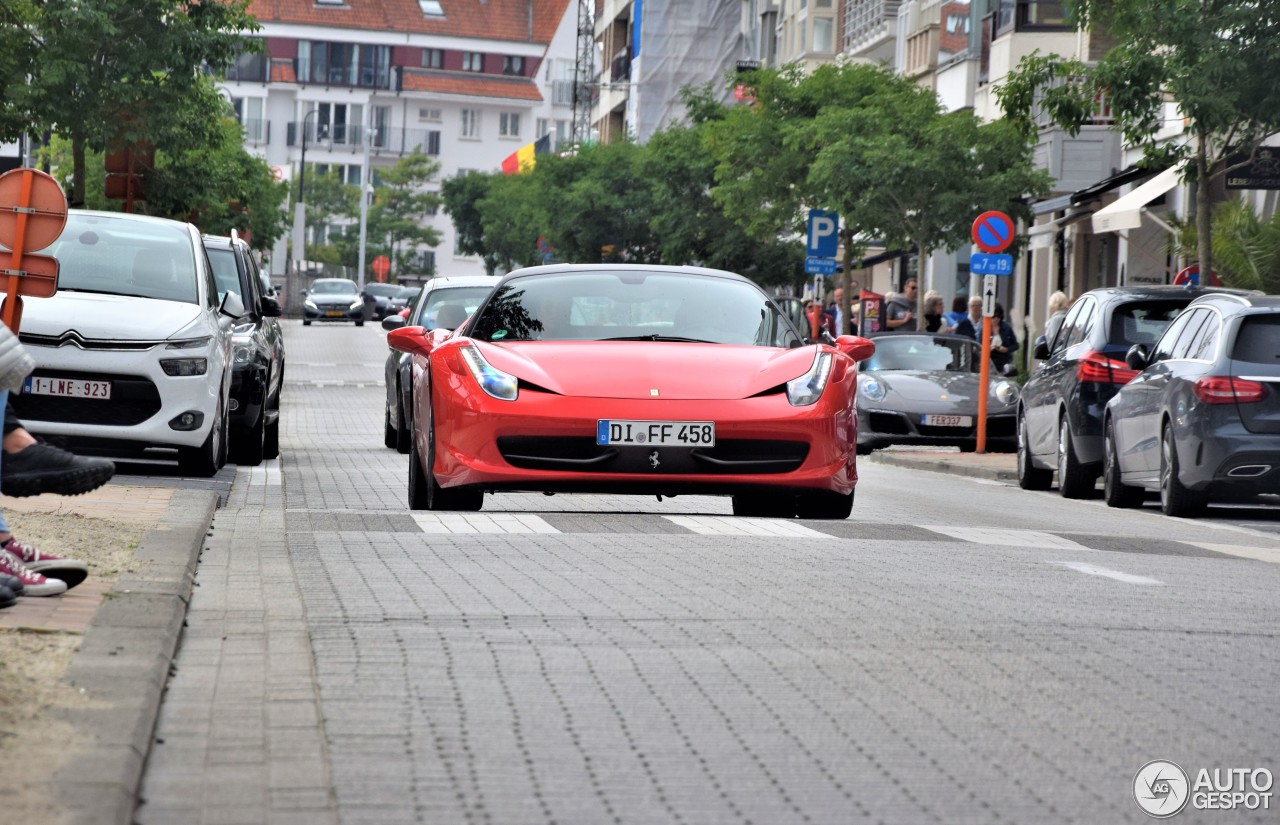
[5,210,285,477]
[1018,285,1276,517]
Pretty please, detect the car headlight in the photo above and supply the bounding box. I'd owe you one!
[860,376,886,402]
[165,337,212,350]
[233,344,254,364]
[304,299,317,310]
[786,351,832,407]
[349,299,363,311]
[160,358,208,376]
[992,380,1019,405]
[459,346,518,401]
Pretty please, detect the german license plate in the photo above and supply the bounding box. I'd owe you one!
[597,420,715,447]
[325,310,344,317]
[921,414,971,427]
[22,375,112,400]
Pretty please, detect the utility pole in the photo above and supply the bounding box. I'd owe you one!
[356,114,373,292]
[571,0,595,147]
[290,108,323,282]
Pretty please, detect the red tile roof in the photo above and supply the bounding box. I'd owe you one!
[270,58,297,83]
[248,0,569,44]
[400,69,543,101]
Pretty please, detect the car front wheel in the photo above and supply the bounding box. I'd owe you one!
[795,488,854,520]
[179,403,223,477]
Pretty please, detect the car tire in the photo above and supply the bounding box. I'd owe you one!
[232,408,266,466]
[408,436,430,510]
[303,320,311,326]
[179,403,223,477]
[856,442,874,456]
[1160,425,1207,517]
[1017,413,1052,491]
[1102,419,1143,509]
[731,492,795,518]
[263,369,282,460]
[356,320,365,327]
[795,488,855,520]
[411,410,483,512]
[1056,416,1094,499]
[384,407,398,449]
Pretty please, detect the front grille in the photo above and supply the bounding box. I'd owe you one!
[868,412,911,434]
[12,369,162,426]
[497,437,809,475]
[19,332,161,352]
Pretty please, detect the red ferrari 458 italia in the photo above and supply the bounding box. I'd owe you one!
[387,264,875,519]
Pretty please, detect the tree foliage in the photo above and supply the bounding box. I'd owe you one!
[996,0,1280,279]
[1170,201,1280,294]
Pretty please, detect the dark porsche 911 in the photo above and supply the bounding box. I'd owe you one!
[856,333,1019,453]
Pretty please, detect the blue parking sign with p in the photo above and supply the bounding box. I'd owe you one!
[807,209,838,259]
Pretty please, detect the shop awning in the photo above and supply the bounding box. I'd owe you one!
[1028,209,1095,250]
[1091,163,1186,233]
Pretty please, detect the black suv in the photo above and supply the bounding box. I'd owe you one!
[1018,285,1254,497]
[204,233,286,465]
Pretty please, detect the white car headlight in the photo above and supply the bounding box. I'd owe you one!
[165,337,212,350]
[992,380,1019,405]
[860,376,886,402]
[304,299,317,310]
[160,357,208,376]
[786,351,832,407]
[459,346,518,401]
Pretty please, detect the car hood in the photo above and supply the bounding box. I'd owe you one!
[19,291,205,339]
[477,340,818,400]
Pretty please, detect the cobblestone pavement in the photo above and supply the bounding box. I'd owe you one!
[137,321,1280,825]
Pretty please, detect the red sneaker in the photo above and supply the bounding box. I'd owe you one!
[2,539,88,588]
[0,550,67,597]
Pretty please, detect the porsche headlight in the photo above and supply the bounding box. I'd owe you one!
[992,380,1019,405]
[304,299,318,310]
[786,351,832,407]
[860,376,886,402]
[459,346,518,401]
[233,344,254,364]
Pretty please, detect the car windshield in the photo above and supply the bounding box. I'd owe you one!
[45,213,198,304]
[205,247,241,303]
[862,335,981,373]
[310,280,358,295]
[1108,301,1186,347]
[470,271,802,347]
[417,286,493,330]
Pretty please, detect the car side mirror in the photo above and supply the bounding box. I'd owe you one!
[220,291,245,319]
[381,315,406,331]
[261,295,282,318]
[1033,335,1049,360]
[835,335,876,363]
[387,326,434,357]
[1125,344,1150,371]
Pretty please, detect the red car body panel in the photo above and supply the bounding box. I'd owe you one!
[410,336,863,497]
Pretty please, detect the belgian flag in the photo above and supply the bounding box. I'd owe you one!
[500,134,551,175]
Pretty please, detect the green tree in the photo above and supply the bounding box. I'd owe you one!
[477,171,549,272]
[2,0,258,206]
[441,171,506,275]
[1170,201,1280,294]
[363,149,443,280]
[996,1,1280,283]
[0,0,39,142]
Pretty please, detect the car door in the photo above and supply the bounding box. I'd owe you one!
[243,249,284,402]
[1026,296,1092,458]
[1123,308,1204,478]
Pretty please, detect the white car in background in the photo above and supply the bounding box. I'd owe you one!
[8,210,243,476]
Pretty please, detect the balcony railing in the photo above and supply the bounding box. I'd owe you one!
[293,58,392,90]
[285,122,443,157]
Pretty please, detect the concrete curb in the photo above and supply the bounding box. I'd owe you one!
[54,488,218,825]
[867,450,1020,483]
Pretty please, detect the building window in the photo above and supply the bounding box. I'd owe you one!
[423,48,443,69]
[296,40,389,88]
[460,109,480,138]
[996,0,1070,35]
[502,55,525,75]
[418,107,442,122]
[418,0,443,14]
[313,102,363,144]
[462,52,484,73]
[226,40,267,82]
[425,131,441,155]
[555,119,571,149]
[813,17,834,52]
[499,112,521,138]
[234,97,266,142]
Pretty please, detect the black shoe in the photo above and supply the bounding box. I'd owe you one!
[0,572,22,596]
[0,584,15,609]
[1,443,115,498]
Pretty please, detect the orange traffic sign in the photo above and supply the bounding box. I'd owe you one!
[371,255,390,281]
[0,168,68,252]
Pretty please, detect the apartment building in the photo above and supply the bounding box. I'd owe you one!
[219,0,578,280]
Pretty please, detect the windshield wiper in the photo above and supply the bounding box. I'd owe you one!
[600,335,718,343]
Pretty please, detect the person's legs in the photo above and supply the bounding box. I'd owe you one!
[1,399,115,497]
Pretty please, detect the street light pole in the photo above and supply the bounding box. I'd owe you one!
[290,108,323,280]
[356,115,374,292]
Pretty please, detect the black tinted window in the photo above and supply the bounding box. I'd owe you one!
[1151,309,1197,362]
[1108,300,1186,347]
[1063,298,1095,349]
[1232,315,1280,364]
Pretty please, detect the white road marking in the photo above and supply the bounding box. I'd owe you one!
[664,516,835,539]
[922,526,1097,551]
[411,513,560,534]
[1182,542,1280,565]
[1050,561,1164,585]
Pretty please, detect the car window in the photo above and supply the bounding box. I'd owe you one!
[471,271,802,347]
[1151,308,1198,362]
[1170,309,1209,359]
[47,213,199,304]
[1062,297,1095,350]
[1232,314,1280,364]
[1181,310,1222,360]
[417,286,493,330]
[206,247,242,303]
[862,335,981,373]
[1108,300,1186,347]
